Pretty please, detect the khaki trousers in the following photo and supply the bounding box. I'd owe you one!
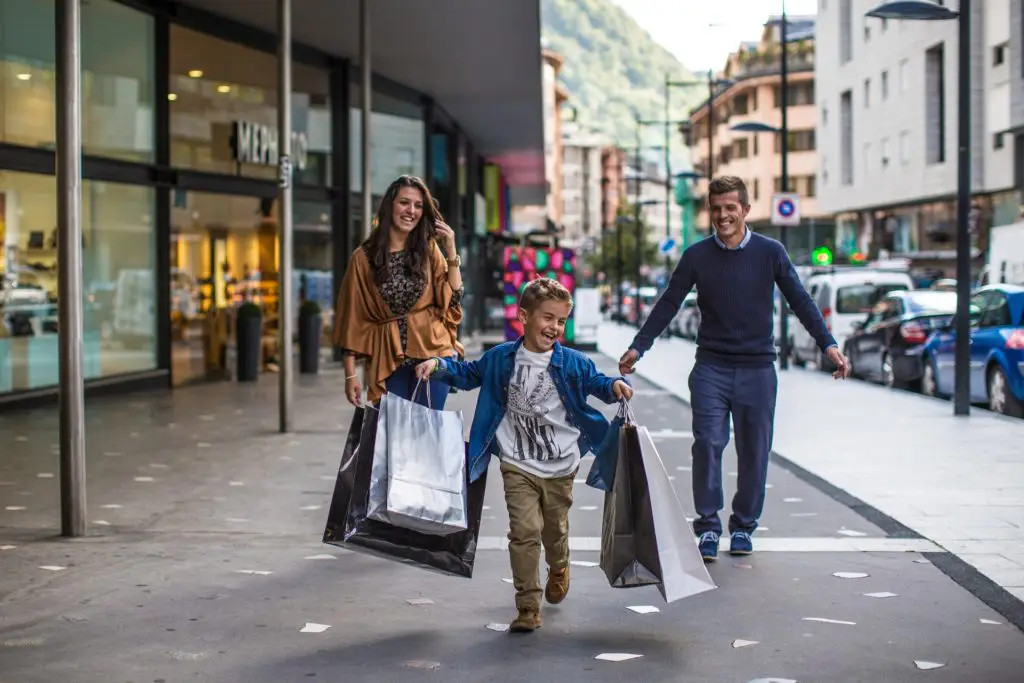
[500,461,576,611]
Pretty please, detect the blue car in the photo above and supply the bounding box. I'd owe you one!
[921,285,1024,416]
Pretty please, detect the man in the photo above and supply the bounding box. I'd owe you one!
[618,176,849,562]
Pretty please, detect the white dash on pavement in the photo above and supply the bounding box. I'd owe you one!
[93,520,111,526]
[133,477,155,483]
[838,529,868,537]
[301,505,322,511]
[406,598,435,605]
[299,623,331,634]
[486,623,510,632]
[304,554,336,560]
[595,653,643,662]
[4,506,26,511]
[803,617,856,626]
[980,618,1002,625]
[101,504,122,509]
[1,545,16,550]
[236,570,273,576]
[579,505,598,511]
[783,497,802,503]
[571,560,599,568]
[627,605,660,615]
[37,473,54,479]
[914,661,945,671]
[833,572,870,579]
[790,512,818,517]
[731,639,758,648]
[864,592,898,599]
[39,566,66,572]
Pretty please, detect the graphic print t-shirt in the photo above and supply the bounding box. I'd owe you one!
[496,346,581,479]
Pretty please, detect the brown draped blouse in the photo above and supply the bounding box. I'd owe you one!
[333,241,464,402]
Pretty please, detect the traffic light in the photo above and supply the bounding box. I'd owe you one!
[812,246,833,266]
[850,251,867,264]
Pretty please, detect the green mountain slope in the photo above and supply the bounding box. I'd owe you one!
[541,0,703,160]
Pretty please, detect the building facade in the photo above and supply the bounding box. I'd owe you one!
[559,122,605,249]
[686,15,831,259]
[815,0,1017,275]
[0,0,544,406]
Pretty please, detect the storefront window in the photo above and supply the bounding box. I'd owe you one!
[350,85,425,196]
[1,171,156,393]
[169,26,331,183]
[0,0,155,162]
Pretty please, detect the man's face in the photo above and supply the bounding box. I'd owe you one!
[709,190,751,239]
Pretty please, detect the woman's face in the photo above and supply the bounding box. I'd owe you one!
[390,186,426,237]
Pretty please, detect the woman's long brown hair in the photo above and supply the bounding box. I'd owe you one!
[362,175,445,284]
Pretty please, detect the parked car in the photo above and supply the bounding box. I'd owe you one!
[669,291,699,338]
[920,284,1024,417]
[844,290,957,390]
[790,267,914,370]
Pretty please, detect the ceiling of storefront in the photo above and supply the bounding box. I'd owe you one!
[176,0,546,205]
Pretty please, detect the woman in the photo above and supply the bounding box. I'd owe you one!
[334,175,464,408]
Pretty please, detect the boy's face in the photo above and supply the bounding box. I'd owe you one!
[519,299,573,352]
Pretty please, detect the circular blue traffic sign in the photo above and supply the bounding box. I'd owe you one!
[777,198,795,217]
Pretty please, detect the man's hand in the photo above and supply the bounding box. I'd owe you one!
[826,346,851,380]
[415,358,439,381]
[618,349,639,375]
[612,380,634,401]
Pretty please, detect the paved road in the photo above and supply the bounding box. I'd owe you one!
[1,356,1023,681]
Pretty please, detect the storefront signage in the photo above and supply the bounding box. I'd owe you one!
[232,121,308,172]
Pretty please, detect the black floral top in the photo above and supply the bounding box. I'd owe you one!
[353,247,463,366]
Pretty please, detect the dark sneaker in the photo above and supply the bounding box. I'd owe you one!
[730,531,753,556]
[509,608,543,633]
[545,566,570,604]
[698,532,720,562]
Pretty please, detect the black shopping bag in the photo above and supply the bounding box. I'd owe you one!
[322,404,486,578]
[599,424,663,588]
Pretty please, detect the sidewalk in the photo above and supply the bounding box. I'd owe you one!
[597,323,1024,604]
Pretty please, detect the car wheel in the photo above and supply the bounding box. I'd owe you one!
[988,365,1024,418]
[921,357,939,398]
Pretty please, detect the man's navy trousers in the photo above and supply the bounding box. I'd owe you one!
[687,360,777,536]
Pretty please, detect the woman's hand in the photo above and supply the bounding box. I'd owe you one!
[345,375,363,407]
[434,220,457,255]
[415,359,439,381]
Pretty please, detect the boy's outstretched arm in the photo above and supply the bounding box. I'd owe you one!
[581,357,634,405]
[415,355,485,392]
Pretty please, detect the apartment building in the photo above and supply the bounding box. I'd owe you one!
[816,0,1017,275]
[560,122,606,250]
[686,15,832,259]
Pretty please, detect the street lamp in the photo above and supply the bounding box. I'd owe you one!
[633,197,661,328]
[865,0,971,416]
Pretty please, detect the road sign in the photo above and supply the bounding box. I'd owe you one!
[658,237,677,255]
[771,192,801,227]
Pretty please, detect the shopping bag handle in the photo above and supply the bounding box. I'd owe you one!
[412,378,433,409]
[618,398,637,426]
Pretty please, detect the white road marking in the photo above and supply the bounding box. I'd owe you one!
[475,536,940,553]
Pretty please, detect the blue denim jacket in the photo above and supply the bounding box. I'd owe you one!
[432,338,623,482]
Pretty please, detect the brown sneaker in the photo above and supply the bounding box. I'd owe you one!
[509,608,542,633]
[545,565,570,604]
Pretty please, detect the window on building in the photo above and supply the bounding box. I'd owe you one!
[773,176,782,194]
[880,137,890,168]
[899,130,910,164]
[753,178,760,200]
[899,58,909,92]
[753,135,759,155]
[881,70,889,100]
[805,175,817,197]
[863,22,871,43]
[840,0,853,63]
[773,82,815,108]
[0,0,155,162]
[170,25,332,184]
[775,129,816,153]
[994,132,1005,149]
[840,90,853,185]
[925,42,946,164]
[734,138,749,159]
[822,104,828,125]
[994,43,1007,66]
[1,171,157,392]
[863,78,871,107]
[864,142,872,176]
[732,94,749,115]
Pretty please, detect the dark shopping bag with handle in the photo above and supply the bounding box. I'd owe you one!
[323,403,486,578]
[599,401,717,602]
[586,400,628,492]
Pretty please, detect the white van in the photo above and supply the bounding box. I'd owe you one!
[789,268,914,369]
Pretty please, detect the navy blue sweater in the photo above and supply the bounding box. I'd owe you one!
[631,232,837,367]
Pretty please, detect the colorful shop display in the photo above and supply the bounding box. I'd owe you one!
[502,246,577,342]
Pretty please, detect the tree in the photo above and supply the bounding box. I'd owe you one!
[587,208,661,285]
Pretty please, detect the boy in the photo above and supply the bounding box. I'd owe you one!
[415,278,632,633]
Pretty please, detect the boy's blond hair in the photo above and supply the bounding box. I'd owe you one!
[519,278,573,313]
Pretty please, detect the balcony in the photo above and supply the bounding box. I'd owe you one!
[726,41,815,81]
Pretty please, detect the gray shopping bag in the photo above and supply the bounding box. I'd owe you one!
[600,403,717,603]
[367,381,468,536]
